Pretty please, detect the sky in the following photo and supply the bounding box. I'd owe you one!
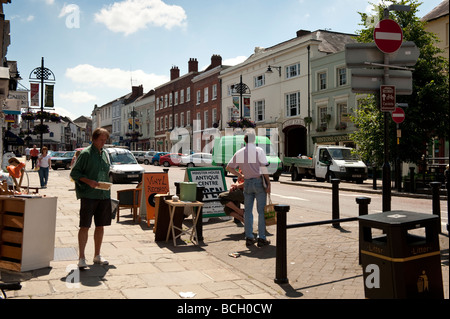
[4,0,444,120]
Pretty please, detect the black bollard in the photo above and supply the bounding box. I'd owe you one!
[331,179,340,228]
[409,167,415,193]
[430,182,442,232]
[274,204,290,285]
[356,197,371,217]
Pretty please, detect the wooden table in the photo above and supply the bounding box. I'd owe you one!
[164,200,203,246]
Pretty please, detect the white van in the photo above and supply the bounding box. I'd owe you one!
[105,148,145,183]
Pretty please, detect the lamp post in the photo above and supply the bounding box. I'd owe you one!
[266,65,282,77]
[29,57,55,149]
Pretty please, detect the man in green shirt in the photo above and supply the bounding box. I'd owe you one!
[70,128,111,269]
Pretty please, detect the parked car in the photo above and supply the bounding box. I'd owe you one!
[51,151,75,170]
[104,148,145,183]
[50,151,66,158]
[143,151,157,165]
[159,153,182,167]
[180,152,213,167]
[131,151,147,163]
[151,152,169,165]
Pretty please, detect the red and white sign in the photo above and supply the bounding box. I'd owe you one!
[374,19,403,54]
[30,83,39,106]
[392,107,405,124]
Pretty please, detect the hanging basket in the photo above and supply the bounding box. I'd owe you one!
[33,124,50,134]
[21,112,35,121]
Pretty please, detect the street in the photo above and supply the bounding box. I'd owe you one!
[55,164,449,231]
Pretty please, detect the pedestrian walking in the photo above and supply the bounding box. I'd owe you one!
[30,145,39,169]
[226,131,271,247]
[70,128,111,269]
[25,147,30,161]
[37,146,51,188]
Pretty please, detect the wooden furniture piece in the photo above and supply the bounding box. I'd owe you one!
[153,194,185,241]
[117,187,142,223]
[0,196,57,272]
[165,199,203,246]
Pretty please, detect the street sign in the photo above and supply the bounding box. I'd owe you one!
[345,42,420,68]
[392,107,405,124]
[351,69,412,95]
[374,19,403,54]
[381,85,396,111]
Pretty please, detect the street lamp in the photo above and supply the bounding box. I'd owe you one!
[266,65,282,77]
[29,57,55,150]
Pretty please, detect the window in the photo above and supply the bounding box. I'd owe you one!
[175,114,178,127]
[186,111,191,126]
[180,112,185,127]
[227,107,234,121]
[254,100,265,122]
[254,74,265,88]
[169,92,173,107]
[318,72,327,90]
[160,117,163,131]
[164,94,168,108]
[212,84,217,100]
[169,114,173,129]
[196,90,201,105]
[285,92,300,117]
[204,87,209,103]
[319,106,327,126]
[212,108,217,125]
[337,67,347,86]
[286,63,301,78]
[204,110,209,128]
[180,89,184,104]
[337,102,348,124]
[186,87,191,102]
[165,115,168,130]
[175,91,178,105]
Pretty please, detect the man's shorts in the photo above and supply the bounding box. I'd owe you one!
[79,198,112,228]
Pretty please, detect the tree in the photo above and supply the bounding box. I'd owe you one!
[350,0,449,165]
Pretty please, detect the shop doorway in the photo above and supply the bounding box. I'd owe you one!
[284,126,307,157]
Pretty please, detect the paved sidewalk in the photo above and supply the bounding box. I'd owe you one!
[0,163,448,301]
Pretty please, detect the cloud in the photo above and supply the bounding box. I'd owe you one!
[65,64,169,91]
[60,91,97,104]
[94,0,187,36]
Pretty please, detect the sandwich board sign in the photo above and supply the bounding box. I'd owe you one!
[186,167,228,219]
[140,172,170,226]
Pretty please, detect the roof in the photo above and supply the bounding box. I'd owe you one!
[422,0,449,22]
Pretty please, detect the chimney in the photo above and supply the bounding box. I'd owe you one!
[188,58,198,73]
[296,30,311,38]
[210,55,222,68]
[170,66,180,80]
[132,85,144,97]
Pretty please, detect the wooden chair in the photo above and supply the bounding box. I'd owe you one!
[116,183,142,223]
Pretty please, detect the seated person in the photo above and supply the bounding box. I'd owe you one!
[219,169,244,224]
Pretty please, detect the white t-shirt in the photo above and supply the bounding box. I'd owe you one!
[227,143,269,179]
[38,154,52,168]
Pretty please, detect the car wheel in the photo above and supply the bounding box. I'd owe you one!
[144,159,149,165]
[187,163,195,167]
[163,161,170,167]
[51,165,57,170]
[153,160,159,166]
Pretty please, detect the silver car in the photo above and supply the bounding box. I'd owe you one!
[143,151,157,165]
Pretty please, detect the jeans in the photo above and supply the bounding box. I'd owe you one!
[243,177,267,240]
[38,167,49,187]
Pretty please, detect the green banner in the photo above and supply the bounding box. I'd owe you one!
[45,84,54,108]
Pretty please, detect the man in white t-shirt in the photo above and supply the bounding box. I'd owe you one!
[227,131,271,247]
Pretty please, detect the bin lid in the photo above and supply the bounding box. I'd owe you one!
[358,210,438,226]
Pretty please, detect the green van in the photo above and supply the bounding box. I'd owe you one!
[212,135,282,181]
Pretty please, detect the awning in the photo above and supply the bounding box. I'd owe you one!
[4,130,24,146]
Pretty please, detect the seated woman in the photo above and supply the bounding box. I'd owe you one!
[7,157,26,191]
[219,169,244,224]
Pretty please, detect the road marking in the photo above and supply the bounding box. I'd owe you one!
[271,193,309,201]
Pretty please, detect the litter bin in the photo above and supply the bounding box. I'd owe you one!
[359,210,444,299]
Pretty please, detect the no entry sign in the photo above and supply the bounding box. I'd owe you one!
[374,19,403,54]
[392,107,405,124]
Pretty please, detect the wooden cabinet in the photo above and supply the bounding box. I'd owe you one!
[0,196,57,272]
